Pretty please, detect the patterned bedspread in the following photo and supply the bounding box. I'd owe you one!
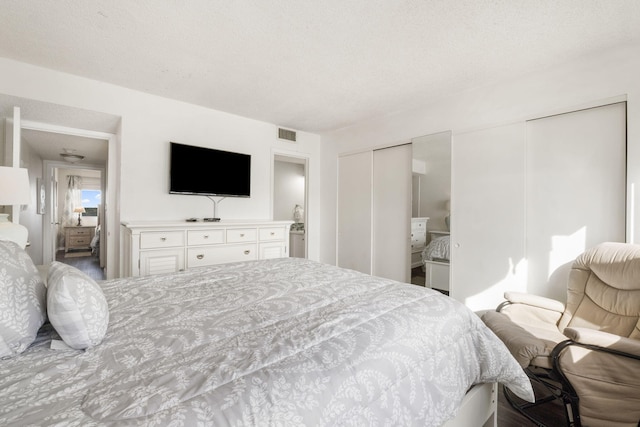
[422,236,451,262]
[0,258,532,426]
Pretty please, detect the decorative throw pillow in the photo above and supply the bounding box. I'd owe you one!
[47,261,109,350]
[0,239,47,358]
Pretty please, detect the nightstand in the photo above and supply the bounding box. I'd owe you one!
[65,226,95,253]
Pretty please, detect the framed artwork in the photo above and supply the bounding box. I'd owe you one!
[36,178,45,215]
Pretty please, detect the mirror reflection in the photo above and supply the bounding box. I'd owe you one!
[410,131,452,294]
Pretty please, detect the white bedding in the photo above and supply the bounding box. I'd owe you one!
[0,258,532,426]
[423,235,451,262]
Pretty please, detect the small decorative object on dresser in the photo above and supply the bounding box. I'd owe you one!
[64,226,95,253]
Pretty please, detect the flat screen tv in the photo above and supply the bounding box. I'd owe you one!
[170,142,251,197]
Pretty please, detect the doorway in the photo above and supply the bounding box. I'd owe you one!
[272,153,308,258]
[2,96,119,279]
[49,165,106,280]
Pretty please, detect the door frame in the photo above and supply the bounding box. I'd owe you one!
[43,161,105,259]
[22,120,117,279]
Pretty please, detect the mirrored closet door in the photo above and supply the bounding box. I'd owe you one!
[410,131,452,294]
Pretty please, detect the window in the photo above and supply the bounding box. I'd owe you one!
[81,189,101,217]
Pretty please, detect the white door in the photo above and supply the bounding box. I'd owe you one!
[452,103,626,310]
[337,151,373,273]
[372,144,412,282]
[526,102,626,302]
[452,123,527,310]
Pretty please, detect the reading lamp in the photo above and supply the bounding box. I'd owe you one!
[74,207,86,226]
[0,166,31,249]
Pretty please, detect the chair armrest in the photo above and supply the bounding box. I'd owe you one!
[563,327,640,358]
[498,291,564,328]
[503,291,565,313]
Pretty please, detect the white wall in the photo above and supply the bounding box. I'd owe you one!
[0,58,322,270]
[320,43,640,305]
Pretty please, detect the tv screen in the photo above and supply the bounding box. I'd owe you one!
[170,142,251,197]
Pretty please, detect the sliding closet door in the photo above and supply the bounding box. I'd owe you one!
[526,102,626,301]
[337,151,372,274]
[372,144,412,282]
[452,123,527,310]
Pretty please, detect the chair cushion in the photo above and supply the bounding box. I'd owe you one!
[560,242,640,337]
[481,311,567,369]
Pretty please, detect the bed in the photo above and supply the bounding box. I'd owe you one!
[0,240,533,426]
[422,233,451,292]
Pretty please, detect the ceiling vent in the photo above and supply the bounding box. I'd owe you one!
[278,128,297,142]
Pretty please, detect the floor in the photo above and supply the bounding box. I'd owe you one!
[411,266,449,296]
[411,266,426,286]
[56,250,105,280]
[497,377,567,426]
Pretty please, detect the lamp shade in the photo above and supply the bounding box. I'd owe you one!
[73,207,86,213]
[0,167,30,205]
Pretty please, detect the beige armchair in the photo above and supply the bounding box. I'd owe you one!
[482,242,640,426]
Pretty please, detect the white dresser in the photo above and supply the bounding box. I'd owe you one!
[410,217,429,268]
[121,220,293,277]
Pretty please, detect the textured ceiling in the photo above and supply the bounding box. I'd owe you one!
[1,1,640,133]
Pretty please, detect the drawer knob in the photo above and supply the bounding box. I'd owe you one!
[203,235,209,239]
[270,232,275,236]
[197,254,204,260]
[244,250,250,255]
[160,237,167,241]
[240,233,245,237]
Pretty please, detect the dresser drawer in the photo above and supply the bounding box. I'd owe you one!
[140,231,185,249]
[226,228,257,243]
[187,229,225,246]
[259,227,285,241]
[411,231,426,241]
[411,221,426,231]
[69,236,91,247]
[68,228,91,237]
[140,249,185,276]
[187,244,257,268]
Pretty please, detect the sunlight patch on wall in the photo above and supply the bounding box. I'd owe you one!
[549,227,586,279]
[465,257,528,312]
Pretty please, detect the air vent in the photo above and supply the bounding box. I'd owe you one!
[278,128,297,142]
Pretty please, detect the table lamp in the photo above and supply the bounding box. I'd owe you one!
[74,207,86,226]
[0,166,31,249]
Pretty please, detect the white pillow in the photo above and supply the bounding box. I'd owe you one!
[0,240,47,358]
[47,261,109,350]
